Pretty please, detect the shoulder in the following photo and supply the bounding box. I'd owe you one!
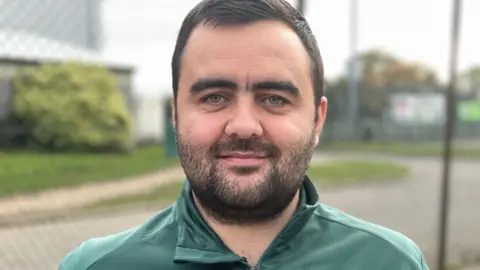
[313,203,429,269]
[59,205,178,270]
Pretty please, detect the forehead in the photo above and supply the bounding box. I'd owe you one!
[179,20,311,88]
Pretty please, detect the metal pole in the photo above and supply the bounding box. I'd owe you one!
[437,0,462,269]
[296,0,306,14]
[348,0,359,139]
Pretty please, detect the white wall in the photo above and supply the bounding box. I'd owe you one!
[133,94,168,144]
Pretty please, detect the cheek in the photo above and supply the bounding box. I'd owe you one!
[178,113,225,145]
[262,117,312,146]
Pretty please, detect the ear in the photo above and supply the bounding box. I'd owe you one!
[314,96,328,148]
[171,96,176,130]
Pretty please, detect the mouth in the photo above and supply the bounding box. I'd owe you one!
[217,151,269,167]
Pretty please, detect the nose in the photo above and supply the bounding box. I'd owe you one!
[224,100,264,138]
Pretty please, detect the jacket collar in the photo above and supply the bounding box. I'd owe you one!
[173,176,320,264]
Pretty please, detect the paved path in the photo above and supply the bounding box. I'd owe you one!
[1,153,479,270]
[0,167,186,219]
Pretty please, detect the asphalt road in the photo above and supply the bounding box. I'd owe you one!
[1,154,479,270]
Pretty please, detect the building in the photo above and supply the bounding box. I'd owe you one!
[0,0,103,51]
[134,94,170,145]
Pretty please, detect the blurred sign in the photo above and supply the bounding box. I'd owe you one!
[458,101,480,122]
[390,93,446,124]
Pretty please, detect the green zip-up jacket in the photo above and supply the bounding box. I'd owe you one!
[59,177,430,270]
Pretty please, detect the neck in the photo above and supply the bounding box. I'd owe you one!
[193,191,300,266]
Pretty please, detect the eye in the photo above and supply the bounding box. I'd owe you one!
[203,94,226,104]
[263,95,288,106]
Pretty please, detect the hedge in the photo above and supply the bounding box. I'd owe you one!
[12,62,132,152]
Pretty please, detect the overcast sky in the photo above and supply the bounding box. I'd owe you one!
[101,0,480,95]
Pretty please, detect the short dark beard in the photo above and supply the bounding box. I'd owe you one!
[175,131,316,226]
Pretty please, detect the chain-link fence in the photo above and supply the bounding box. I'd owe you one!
[1,0,480,269]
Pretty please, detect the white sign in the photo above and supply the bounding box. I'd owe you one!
[390,93,445,124]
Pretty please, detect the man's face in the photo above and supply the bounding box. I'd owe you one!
[173,21,327,225]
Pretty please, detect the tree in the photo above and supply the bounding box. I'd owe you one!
[357,48,400,87]
[377,62,439,88]
[358,48,439,88]
[458,66,480,96]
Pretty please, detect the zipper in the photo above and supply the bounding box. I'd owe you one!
[241,257,259,270]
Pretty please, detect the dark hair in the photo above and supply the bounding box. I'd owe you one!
[171,0,324,117]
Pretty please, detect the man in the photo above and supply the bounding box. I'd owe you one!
[59,0,430,269]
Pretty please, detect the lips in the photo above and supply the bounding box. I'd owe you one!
[218,151,268,159]
[217,151,268,167]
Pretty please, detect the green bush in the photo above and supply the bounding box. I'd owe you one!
[12,62,132,152]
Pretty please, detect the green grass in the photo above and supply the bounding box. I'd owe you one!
[319,141,480,158]
[308,160,409,186]
[86,160,409,210]
[0,146,179,197]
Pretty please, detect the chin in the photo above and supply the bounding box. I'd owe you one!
[222,168,268,186]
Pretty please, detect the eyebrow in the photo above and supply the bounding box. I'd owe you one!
[252,81,299,96]
[190,79,237,93]
[189,78,299,96]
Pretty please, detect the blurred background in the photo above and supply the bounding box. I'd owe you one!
[0,0,479,269]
